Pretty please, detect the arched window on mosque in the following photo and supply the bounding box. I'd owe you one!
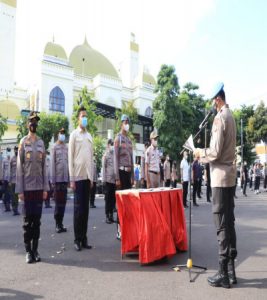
[49,86,65,113]
[145,106,153,118]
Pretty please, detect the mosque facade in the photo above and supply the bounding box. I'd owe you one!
[0,0,155,158]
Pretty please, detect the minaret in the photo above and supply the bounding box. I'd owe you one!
[129,33,139,86]
[0,0,17,94]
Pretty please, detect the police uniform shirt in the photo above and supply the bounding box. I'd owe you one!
[180,158,190,182]
[145,145,160,173]
[51,143,69,184]
[68,127,93,182]
[199,104,236,187]
[102,149,115,184]
[16,135,49,194]
[10,155,17,184]
[114,133,133,181]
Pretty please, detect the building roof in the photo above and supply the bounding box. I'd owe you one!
[44,42,68,60]
[143,72,156,85]
[0,0,16,8]
[69,37,119,78]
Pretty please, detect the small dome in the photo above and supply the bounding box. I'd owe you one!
[69,37,119,78]
[143,72,156,85]
[44,42,68,60]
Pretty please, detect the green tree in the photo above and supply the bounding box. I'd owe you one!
[0,113,8,141]
[153,64,183,159]
[114,99,138,143]
[16,115,28,143]
[178,82,207,148]
[93,135,106,173]
[72,86,102,136]
[233,104,256,165]
[247,101,267,144]
[50,113,69,141]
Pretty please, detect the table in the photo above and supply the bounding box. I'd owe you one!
[116,188,188,264]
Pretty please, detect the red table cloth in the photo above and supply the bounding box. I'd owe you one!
[116,188,188,264]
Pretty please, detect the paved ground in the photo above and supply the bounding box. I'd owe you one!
[0,186,267,300]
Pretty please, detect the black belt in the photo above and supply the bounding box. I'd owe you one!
[149,170,159,175]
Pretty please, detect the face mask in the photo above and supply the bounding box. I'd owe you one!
[29,123,38,133]
[123,124,129,132]
[166,157,169,161]
[15,151,18,157]
[184,155,188,160]
[152,140,157,147]
[81,117,88,128]
[59,134,65,142]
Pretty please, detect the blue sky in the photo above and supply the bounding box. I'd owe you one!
[176,0,267,108]
[15,0,267,109]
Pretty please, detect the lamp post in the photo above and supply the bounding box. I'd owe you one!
[241,118,244,165]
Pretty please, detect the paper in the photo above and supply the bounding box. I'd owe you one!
[183,134,195,152]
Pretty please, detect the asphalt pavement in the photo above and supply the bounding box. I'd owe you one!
[0,186,266,300]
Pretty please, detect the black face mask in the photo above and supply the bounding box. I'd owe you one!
[29,123,38,133]
[15,151,18,157]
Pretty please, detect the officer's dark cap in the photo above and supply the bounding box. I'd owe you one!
[108,139,114,146]
[28,111,40,122]
[59,128,65,134]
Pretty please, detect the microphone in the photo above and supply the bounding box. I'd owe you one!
[199,109,216,129]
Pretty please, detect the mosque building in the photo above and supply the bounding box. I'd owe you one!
[0,0,155,158]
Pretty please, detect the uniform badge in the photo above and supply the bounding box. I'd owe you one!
[26,152,31,159]
[39,153,43,159]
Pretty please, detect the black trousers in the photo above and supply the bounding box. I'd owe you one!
[206,183,212,202]
[242,179,248,195]
[104,182,116,216]
[54,182,68,225]
[264,176,267,189]
[23,190,43,248]
[10,183,19,212]
[165,179,171,187]
[182,181,188,206]
[212,187,237,264]
[73,180,90,243]
[2,180,11,211]
[193,179,201,203]
[254,176,260,190]
[90,181,97,206]
[119,170,132,190]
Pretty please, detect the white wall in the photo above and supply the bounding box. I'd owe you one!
[0,2,16,92]
[40,60,74,119]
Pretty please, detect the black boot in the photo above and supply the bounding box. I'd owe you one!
[207,261,230,288]
[106,215,112,224]
[228,259,237,284]
[32,239,41,262]
[56,224,67,233]
[109,213,115,223]
[25,243,34,264]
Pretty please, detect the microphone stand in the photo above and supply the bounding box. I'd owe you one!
[174,121,208,282]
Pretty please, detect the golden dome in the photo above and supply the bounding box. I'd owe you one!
[69,38,119,78]
[44,42,68,60]
[0,0,17,8]
[0,100,20,120]
[143,72,156,85]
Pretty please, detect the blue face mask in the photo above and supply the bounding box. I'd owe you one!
[81,117,88,128]
[59,134,65,142]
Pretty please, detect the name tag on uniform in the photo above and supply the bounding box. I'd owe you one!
[39,153,43,159]
[26,153,31,159]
